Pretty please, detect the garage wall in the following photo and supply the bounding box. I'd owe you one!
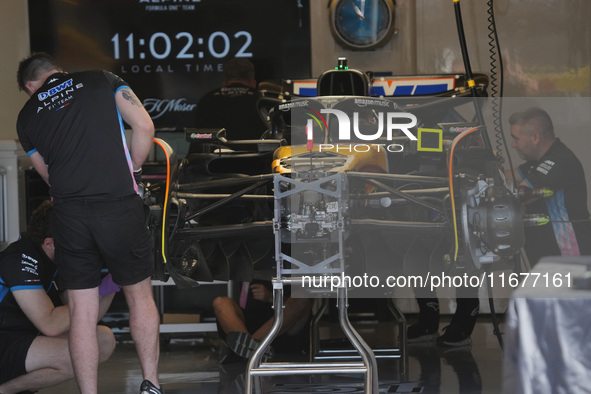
[0,0,30,140]
[311,0,591,97]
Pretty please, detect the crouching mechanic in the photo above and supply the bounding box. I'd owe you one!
[213,280,312,362]
[0,201,118,394]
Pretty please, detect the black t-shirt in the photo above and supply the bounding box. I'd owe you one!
[193,83,268,141]
[518,139,591,265]
[0,235,60,334]
[17,70,136,200]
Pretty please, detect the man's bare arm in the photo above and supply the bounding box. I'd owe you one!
[115,88,155,171]
[29,152,50,185]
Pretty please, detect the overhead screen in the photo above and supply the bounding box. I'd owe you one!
[28,0,311,128]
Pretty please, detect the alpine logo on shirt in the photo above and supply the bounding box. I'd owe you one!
[536,159,555,175]
[37,78,85,112]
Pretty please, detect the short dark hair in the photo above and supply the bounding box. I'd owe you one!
[27,200,53,246]
[508,107,555,139]
[223,58,255,83]
[17,53,60,91]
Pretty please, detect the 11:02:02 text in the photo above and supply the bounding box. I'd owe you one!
[111,31,253,60]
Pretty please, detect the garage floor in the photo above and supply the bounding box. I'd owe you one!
[37,316,504,394]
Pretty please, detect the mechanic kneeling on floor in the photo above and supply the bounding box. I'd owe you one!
[0,200,119,394]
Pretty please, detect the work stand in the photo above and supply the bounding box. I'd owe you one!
[310,296,407,377]
[245,173,406,393]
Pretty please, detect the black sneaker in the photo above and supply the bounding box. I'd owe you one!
[139,379,163,394]
[407,322,438,343]
[436,325,472,347]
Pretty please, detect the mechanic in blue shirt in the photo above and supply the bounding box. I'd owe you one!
[0,200,118,394]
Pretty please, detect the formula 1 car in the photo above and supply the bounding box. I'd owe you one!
[138,0,534,290]
[141,68,530,290]
[141,69,536,391]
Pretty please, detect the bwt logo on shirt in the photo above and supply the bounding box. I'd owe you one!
[37,79,73,101]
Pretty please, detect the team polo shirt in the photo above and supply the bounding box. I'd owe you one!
[17,70,137,200]
[518,138,591,265]
[0,235,60,333]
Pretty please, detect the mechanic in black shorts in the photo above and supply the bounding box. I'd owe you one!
[506,106,591,264]
[16,53,161,394]
[212,280,312,362]
[0,200,118,394]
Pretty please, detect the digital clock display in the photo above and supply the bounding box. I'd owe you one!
[110,31,254,61]
[28,0,311,128]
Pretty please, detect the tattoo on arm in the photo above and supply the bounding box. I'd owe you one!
[121,88,142,107]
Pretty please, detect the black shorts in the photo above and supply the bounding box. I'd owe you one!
[0,331,36,384]
[51,195,154,289]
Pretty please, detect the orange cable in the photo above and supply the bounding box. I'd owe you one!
[153,138,170,264]
[448,128,479,261]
